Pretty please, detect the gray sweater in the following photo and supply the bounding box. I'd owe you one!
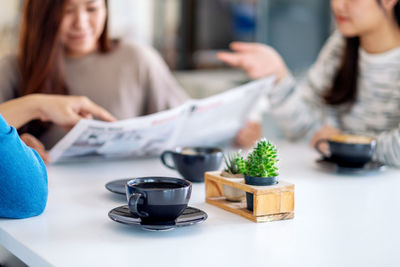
[268,31,400,167]
[0,42,188,148]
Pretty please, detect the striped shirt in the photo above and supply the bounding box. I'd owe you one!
[268,31,400,167]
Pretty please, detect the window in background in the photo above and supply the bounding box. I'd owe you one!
[257,0,331,74]
[0,0,332,75]
[0,0,332,99]
[153,0,332,74]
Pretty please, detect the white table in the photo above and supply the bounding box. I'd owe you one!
[1,142,400,267]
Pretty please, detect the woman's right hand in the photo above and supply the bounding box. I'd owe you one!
[32,94,116,129]
[0,94,116,129]
[311,125,342,155]
[217,42,289,82]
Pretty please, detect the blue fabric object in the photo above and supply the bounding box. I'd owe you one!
[0,114,48,219]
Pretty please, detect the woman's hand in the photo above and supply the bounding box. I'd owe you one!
[217,42,289,82]
[311,125,342,154]
[20,133,50,164]
[34,95,116,129]
[234,121,262,148]
[11,95,116,164]
[0,94,116,129]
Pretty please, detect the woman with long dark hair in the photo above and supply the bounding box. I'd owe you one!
[218,0,400,167]
[0,0,260,161]
[0,0,187,154]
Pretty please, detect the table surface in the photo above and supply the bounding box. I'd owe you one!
[1,142,400,267]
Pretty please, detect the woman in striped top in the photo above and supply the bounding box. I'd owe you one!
[218,0,400,167]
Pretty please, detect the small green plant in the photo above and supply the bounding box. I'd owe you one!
[235,156,247,175]
[245,139,279,177]
[223,152,246,174]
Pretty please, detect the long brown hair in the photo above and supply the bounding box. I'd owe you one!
[18,0,113,136]
[18,0,112,97]
[324,0,400,105]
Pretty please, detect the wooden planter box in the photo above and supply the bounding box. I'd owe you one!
[205,171,295,222]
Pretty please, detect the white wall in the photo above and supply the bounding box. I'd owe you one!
[0,0,20,57]
[0,1,19,24]
[0,0,155,56]
[108,0,154,45]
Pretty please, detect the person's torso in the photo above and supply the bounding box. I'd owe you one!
[339,47,400,137]
[64,43,150,120]
[41,43,165,148]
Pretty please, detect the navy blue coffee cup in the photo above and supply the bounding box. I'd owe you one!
[315,134,376,168]
[160,147,223,183]
[125,177,192,223]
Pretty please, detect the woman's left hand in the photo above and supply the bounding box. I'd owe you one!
[20,133,50,164]
[234,121,262,148]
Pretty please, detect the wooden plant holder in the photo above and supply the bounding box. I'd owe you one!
[205,171,295,222]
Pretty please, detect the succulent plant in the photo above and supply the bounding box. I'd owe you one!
[235,156,247,175]
[223,152,246,175]
[245,139,279,177]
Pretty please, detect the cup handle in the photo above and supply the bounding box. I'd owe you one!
[160,151,176,170]
[315,139,330,159]
[128,193,148,217]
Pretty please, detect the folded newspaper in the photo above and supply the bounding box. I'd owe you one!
[49,77,275,163]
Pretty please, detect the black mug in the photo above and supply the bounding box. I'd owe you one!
[315,134,376,168]
[125,177,192,223]
[160,147,223,182]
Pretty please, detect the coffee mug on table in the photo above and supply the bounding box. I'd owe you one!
[315,134,376,168]
[160,147,223,182]
[125,177,192,223]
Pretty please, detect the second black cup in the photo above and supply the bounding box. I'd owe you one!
[160,147,223,182]
[315,134,376,168]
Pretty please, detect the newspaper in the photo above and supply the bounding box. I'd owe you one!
[49,77,275,163]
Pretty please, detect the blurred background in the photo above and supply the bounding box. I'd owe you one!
[0,0,333,145]
[0,0,333,95]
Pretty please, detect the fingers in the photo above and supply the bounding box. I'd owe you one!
[230,42,261,52]
[64,108,85,126]
[218,42,277,79]
[317,143,330,155]
[79,111,93,120]
[235,133,254,148]
[38,150,50,165]
[311,125,342,148]
[234,122,262,148]
[235,132,257,148]
[20,133,50,164]
[216,52,243,67]
[217,52,256,75]
[246,65,268,79]
[234,130,246,147]
[78,97,116,122]
[217,42,262,67]
[34,95,116,128]
[311,133,321,148]
[21,133,45,151]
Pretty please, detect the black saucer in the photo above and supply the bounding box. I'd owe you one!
[316,157,386,174]
[105,179,131,195]
[108,206,208,231]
